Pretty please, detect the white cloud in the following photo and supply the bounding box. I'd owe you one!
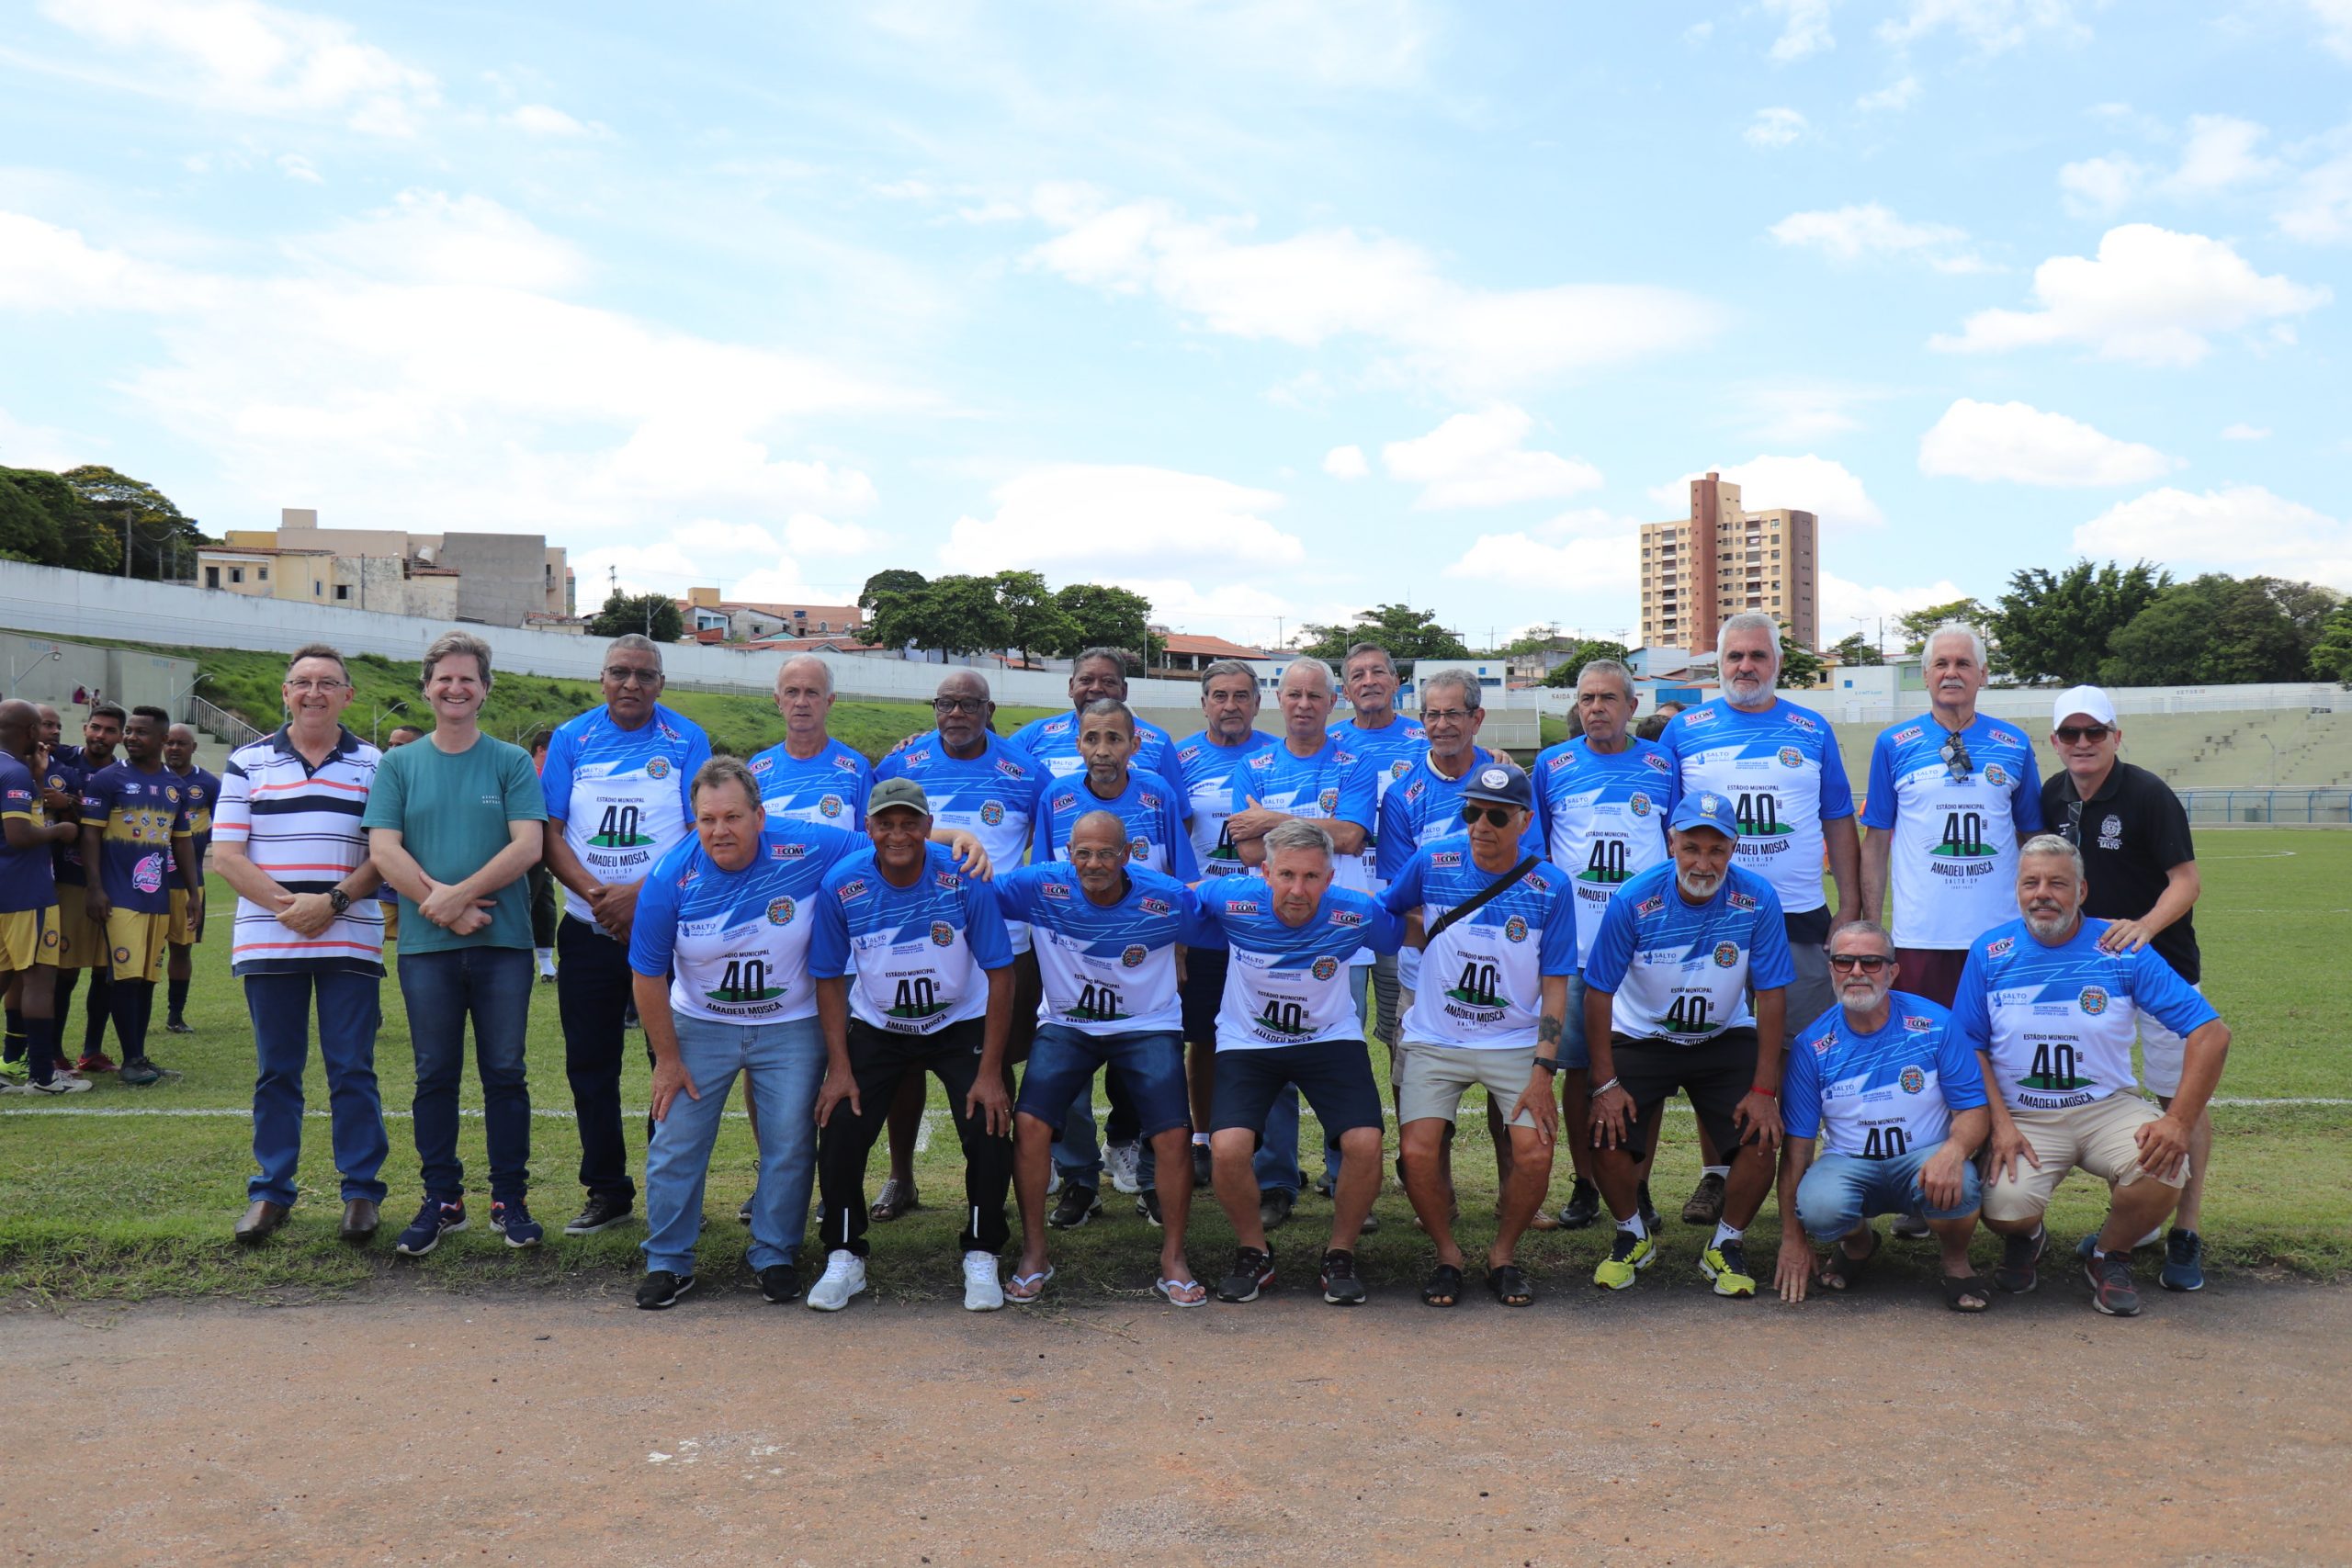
[1928,223,2330,367]
[1763,0,1835,62]
[938,465,1306,575]
[2310,0,2352,60]
[2059,154,2148,218]
[1769,202,1984,271]
[1877,0,2088,57]
[1120,0,1439,89]
[504,103,601,138]
[1439,510,1644,627]
[781,513,884,557]
[2169,115,2279,197]
[1745,107,1808,150]
[38,0,439,135]
[1858,75,1919,111]
[1378,405,1602,509]
[2278,143,2352,243]
[0,406,90,470]
[289,190,587,291]
[0,211,211,312]
[1322,444,1369,479]
[2221,422,2272,440]
[1737,383,1876,443]
[1025,188,1723,395]
[1917,399,2181,487]
[2074,484,2352,589]
[276,152,322,184]
[1650,456,1885,530]
[1818,572,1973,648]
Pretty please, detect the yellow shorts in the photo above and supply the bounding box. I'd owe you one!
[381,901,400,943]
[168,887,204,946]
[0,907,60,973]
[105,908,171,985]
[54,883,105,971]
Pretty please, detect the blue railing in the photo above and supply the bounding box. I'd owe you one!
[2177,789,2352,825]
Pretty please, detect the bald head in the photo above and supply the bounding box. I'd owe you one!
[0,698,38,758]
[165,722,198,772]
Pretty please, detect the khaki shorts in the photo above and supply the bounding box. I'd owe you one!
[105,908,171,985]
[0,907,59,973]
[1982,1093,2188,1224]
[54,883,104,970]
[1396,1041,1544,1128]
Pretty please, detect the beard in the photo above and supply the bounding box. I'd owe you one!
[2023,906,2074,941]
[1677,867,1724,900]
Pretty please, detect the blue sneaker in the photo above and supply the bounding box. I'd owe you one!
[394,1198,468,1257]
[2160,1228,2204,1292]
[491,1200,544,1248]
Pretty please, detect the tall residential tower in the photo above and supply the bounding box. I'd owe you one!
[1636,472,1817,653]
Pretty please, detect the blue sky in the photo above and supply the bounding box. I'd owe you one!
[3,0,2347,650]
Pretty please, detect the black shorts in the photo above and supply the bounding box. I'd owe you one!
[1611,1029,1760,1161]
[1181,944,1228,1044]
[1210,1039,1384,1143]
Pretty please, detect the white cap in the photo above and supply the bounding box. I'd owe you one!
[2052,684,2118,729]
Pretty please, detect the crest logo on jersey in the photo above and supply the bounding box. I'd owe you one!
[1041,881,1070,899]
[766,897,796,926]
[929,921,956,948]
[1138,897,1171,916]
[1503,915,1529,943]
[1713,941,1739,968]
[1630,792,1653,818]
[979,801,1005,827]
[1311,955,1339,981]
[1317,788,1339,815]
[164,784,181,804]
[1479,767,1510,790]
[819,795,843,818]
[114,945,131,964]
[1777,747,1803,769]
[1635,895,1666,917]
[1431,850,1462,868]
[646,757,671,780]
[1893,724,1923,744]
[40,927,57,952]
[1899,1065,1927,1094]
[1389,761,1411,780]
[835,878,869,902]
[1977,762,2006,787]
[132,852,164,896]
[1120,943,1148,969]
[1127,837,1149,862]
[2078,986,2109,1016]
[1986,936,2015,958]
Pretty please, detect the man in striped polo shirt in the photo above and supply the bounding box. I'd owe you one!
[211,644,390,1245]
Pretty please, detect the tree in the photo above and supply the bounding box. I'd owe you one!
[1500,624,1565,657]
[1829,632,1883,668]
[62,465,209,581]
[1298,604,1471,666]
[1053,581,1155,662]
[866,573,1014,659]
[1896,597,1992,655]
[1777,628,1826,689]
[2312,602,2352,685]
[2100,575,2341,687]
[0,467,123,573]
[858,568,927,615]
[1987,560,2169,686]
[589,591,684,642]
[991,570,1080,669]
[1540,639,1634,688]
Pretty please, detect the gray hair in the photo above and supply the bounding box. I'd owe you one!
[422,630,495,688]
[2018,832,2085,881]
[690,756,763,813]
[1827,919,1895,956]
[1262,817,1335,861]
[1577,658,1635,702]
[1342,642,1396,679]
[287,642,350,682]
[605,632,664,671]
[1079,696,1135,730]
[1420,668,1483,712]
[1200,658,1258,697]
[1922,621,1987,669]
[775,653,834,698]
[1072,647,1136,684]
[1281,658,1336,697]
[1717,612,1781,666]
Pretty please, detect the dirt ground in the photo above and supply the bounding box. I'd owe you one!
[4,1271,2345,1567]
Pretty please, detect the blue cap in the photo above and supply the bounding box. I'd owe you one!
[1670,790,1738,838]
[1461,761,1532,810]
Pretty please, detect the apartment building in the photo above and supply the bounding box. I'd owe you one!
[1635,472,1818,652]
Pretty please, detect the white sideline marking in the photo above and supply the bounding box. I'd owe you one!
[2205,851,2300,860]
[6,1099,2347,1118]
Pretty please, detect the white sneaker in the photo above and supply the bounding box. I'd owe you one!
[961,1249,1005,1312]
[1104,1140,1142,1195]
[806,1249,867,1312]
[28,1072,92,1095]
[1045,1168,1062,1197]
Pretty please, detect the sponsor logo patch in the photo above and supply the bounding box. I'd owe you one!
[1226,900,1261,916]
[1893,724,1923,744]
[750,755,773,774]
[1635,895,1666,917]
[1329,909,1364,928]
[933,871,961,890]
[1986,936,2015,958]
[1901,1013,1936,1032]
[1727,891,1758,911]
[1041,881,1070,899]
[1430,850,1462,868]
[835,878,869,902]
[995,760,1026,779]
[1138,896,1171,916]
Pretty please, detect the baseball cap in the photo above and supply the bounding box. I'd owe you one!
[866,777,932,817]
[1670,790,1739,838]
[2051,684,2118,730]
[1461,761,1532,811]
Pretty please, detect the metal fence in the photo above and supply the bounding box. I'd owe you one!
[2177,788,2352,826]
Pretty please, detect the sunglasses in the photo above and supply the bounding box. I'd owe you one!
[1940,729,1973,781]
[2055,725,2111,744]
[1827,953,1893,973]
[1459,805,1516,828]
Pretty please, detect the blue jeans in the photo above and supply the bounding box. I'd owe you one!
[244,969,389,1207]
[398,946,534,1206]
[1795,1147,1982,1241]
[642,1013,826,1276]
[1257,963,1370,1195]
[1022,1024,1190,1174]
[1558,973,1590,1069]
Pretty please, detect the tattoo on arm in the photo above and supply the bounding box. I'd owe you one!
[1537,1015,1562,1045]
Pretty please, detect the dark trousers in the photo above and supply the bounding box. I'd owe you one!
[398,946,533,1205]
[815,1018,1012,1258]
[245,969,389,1206]
[557,915,638,1202]
[528,865,558,949]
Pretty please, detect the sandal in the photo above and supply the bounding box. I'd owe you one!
[1486,1262,1534,1308]
[1994,1226,2047,1294]
[1005,1265,1054,1303]
[1816,1227,1883,1292]
[1153,1276,1207,1309]
[1420,1262,1464,1308]
[1939,1270,1991,1313]
[869,1178,919,1223]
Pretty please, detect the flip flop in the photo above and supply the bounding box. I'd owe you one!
[1419,1262,1464,1308]
[1486,1262,1534,1307]
[1153,1276,1207,1308]
[1817,1227,1883,1292]
[1006,1265,1054,1303]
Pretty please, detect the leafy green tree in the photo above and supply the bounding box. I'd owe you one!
[858,568,927,615]
[2312,602,2352,685]
[992,570,1080,669]
[1500,624,1565,657]
[1299,604,1471,665]
[62,465,209,581]
[1053,582,1154,661]
[2100,575,2340,687]
[588,591,684,643]
[867,574,1014,658]
[1895,597,1992,654]
[1830,632,1883,667]
[1777,628,1826,689]
[1988,560,2169,686]
[1540,638,1634,687]
[0,467,123,573]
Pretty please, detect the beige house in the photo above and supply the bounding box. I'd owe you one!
[198,509,572,628]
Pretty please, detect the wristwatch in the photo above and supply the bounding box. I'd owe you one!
[327,888,351,916]
[1532,1057,1562,1075]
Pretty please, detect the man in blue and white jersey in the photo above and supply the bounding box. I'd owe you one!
[541,635,712,1238]
[1657,612,1859,1038]
[628,758,860,1310]
[1531,657,1677,1230]
[1032,697,1194,1216]
[1010,647,1178,783]
[997,813,1205,1307]
[1191,818,1402,1306]
[1859,623,2041,1006]
[1384,762,1574,1308]
[748,654,873,830]
[806,777,1018,1313]
[1582,791,1794,1299]
[1332,641,1425,1051]
[1951,835,2229,1317]
[1770,920,1990,1311]
[867,669,1046,1224]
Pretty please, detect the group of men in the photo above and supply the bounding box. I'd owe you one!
[4,612,2228,1320]
[1,698,216,1095]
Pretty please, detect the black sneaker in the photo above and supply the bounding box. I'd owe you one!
[635,1270,694,1310]
[757,1261,801,1303]
[1192,1143,1214,1187]
[2086,1248,2142,1316]
[164,1018,195,1035]
[1637,1180,1663,1236]
[1357,1210,1380,1236]
[1258,1188,1295,1231]
[1217,1246,1274,1303]
[1137,1189,1164,1227]
[490,1200,544,1248]
[119,1055,176,1088]
[1557,1179,1601,1229]
[1048,1183,1102,1230]
[565,1193,634,1235]
[1319,1248,1366,1305]
[395,1198,467,1257]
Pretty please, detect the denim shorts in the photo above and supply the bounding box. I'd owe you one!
[1211,1038,1385,1142]
[1014,1023,1190,1141]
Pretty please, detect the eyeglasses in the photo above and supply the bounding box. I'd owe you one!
[1827,953,1893,973]
[1422,708,1473,724]
[1459,805,1516,828]
[2062,799,2083,845]
[2055,725,2111,744]
[932,696,987,714]
[604,668,662,686]
[283,679,348,694]
[1940,729,1973,781]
